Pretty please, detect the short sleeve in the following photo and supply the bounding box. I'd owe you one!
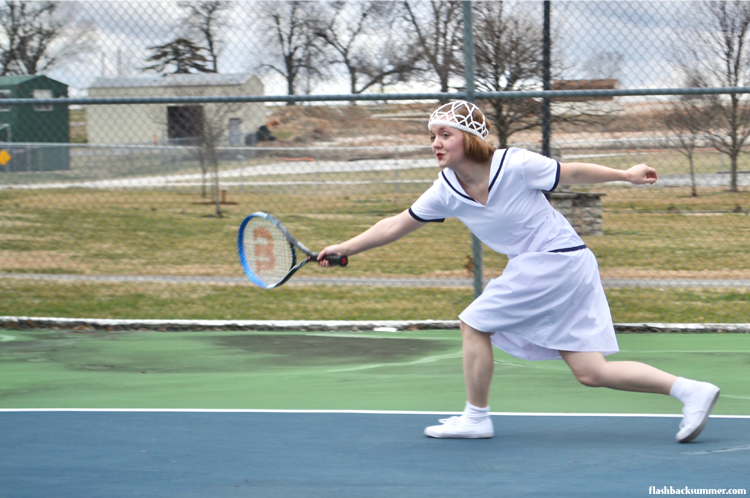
[520,149,560,192]
[409,182,448,223]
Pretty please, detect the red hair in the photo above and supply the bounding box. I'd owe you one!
[462,130,496,163]
[450,104,495,162]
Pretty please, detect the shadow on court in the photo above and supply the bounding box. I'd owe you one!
[2,411,748,497]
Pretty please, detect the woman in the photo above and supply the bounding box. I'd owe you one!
[318,101,719,443]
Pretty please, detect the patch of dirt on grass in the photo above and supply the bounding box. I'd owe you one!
[0,251,89,272]
[215,333,448,366]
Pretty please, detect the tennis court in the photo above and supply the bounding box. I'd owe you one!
[1,328,748,496]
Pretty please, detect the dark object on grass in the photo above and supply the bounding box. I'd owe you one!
[256,125,277,142]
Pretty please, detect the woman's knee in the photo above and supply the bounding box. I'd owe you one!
[561,351,607,388]
[573,369,604,388]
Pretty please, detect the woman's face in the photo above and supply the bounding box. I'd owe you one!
[429,125,465,169]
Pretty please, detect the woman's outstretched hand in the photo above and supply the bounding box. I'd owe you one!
[626,164,658,185]
[317,245,344,267]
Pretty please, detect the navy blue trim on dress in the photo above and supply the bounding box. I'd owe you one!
[549,244,587,253]
[487,148,509,192]
[543,161,561,193]
[441,170,478,203]
[408,208,445,223]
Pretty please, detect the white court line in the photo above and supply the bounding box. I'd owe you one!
[327,351,463,373]
[493,359,569,371]
[619,350,750,354]
[1,408,749,418]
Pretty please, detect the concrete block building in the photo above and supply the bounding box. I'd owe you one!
[87,73,265,146]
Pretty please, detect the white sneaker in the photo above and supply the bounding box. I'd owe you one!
[676,382,720,443]
[424,415,494,439]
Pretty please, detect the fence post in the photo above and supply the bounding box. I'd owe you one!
[542,0,552,158]
[463,1,483,299]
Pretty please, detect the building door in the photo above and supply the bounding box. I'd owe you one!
[228,118,242,146]
[167,106,204,145]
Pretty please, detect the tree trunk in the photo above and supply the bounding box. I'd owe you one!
[208,145,222,218]
[199,150,207,198]
[688,152,697,197]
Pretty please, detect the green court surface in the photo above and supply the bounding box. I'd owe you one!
[1,329,748,415]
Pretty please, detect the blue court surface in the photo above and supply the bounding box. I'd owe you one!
[2,410,749,497]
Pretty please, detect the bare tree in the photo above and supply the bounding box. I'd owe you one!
[0,1,93,75]
[679,0,750,192]
[662,77,714,197]
[143,37,211,75]
[153,80,243,217]
[403,0,463,94]
[179,1,230,73]
[257,1,322,103]
[198,102,238,218]
[312,1,419,95]
[471,2,544,148]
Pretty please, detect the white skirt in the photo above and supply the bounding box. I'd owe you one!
[459,248,618,361]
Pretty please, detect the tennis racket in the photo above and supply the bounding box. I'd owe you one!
[237,212,348,289]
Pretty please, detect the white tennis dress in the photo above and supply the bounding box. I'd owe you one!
[409,148,618,361]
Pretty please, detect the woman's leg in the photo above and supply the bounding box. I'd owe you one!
[461,320,495,407]
[559,350,720,443]
[558,350,676,394]
[423,321,495,438]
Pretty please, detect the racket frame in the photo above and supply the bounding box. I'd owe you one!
[238,211,345,289]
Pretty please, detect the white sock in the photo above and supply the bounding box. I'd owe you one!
[669,377,696,405]
[463,401,489,423]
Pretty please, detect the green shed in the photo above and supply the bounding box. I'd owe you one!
[0,75,69,172]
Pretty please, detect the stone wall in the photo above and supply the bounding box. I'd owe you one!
[545,192,605,236]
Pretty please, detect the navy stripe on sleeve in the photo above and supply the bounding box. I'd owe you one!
[549,244,587,253]
[544,161,561,193]
[408,208,445,223]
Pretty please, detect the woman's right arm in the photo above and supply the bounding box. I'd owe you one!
[317,210,425,265]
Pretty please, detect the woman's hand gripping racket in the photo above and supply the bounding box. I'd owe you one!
[237,212,348,289]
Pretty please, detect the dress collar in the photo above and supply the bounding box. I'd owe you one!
[439,149,509,204]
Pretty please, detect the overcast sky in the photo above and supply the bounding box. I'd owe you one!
[42,1,702,97]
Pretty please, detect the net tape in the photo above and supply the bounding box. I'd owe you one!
[428,100,489,139]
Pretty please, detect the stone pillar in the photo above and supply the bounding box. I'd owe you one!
[545,191,605,236]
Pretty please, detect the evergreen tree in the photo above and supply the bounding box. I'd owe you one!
[143,37,210,75]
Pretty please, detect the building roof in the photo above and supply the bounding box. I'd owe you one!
[551,79,619,101]
[0,75,66,87]
[90,73,257,89]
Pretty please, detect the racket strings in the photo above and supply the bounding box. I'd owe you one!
[243,217,294,286]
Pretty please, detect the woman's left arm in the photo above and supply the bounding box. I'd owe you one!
[559,162,657,185]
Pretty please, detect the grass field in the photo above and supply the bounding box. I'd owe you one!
[1,329,747,414]
[1,280,749,322]
[2,185,749,277]
[1,153,749,321]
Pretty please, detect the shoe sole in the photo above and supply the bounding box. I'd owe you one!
[424,430,493,439]
[678,388,720,443]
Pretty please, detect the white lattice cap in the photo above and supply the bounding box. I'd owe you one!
[428,100,488,139]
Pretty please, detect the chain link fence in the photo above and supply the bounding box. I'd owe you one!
[0,1,748,321]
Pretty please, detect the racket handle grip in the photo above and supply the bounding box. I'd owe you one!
[312,253,348,267]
